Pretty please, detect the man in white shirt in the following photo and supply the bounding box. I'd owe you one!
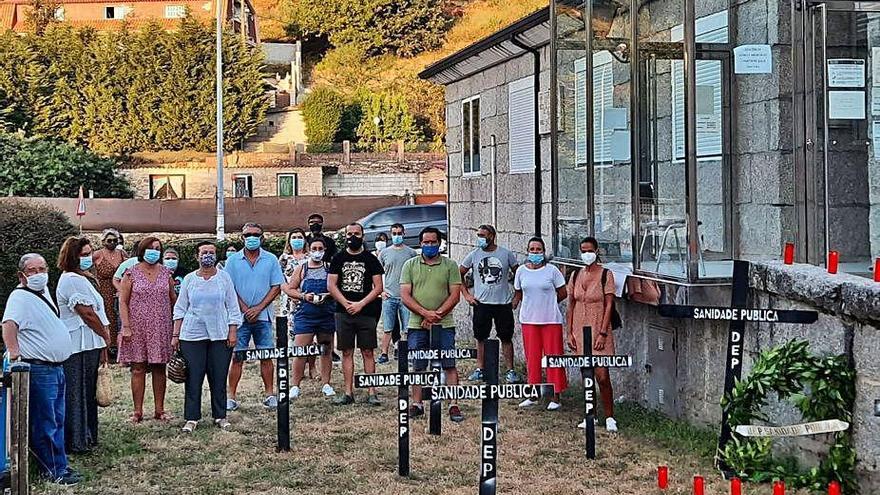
[2,254,80,485]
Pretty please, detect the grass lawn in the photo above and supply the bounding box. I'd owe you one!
[31,343,807,495]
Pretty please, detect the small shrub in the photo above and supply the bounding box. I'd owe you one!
[301,87,346,151]
[0,199,78,307]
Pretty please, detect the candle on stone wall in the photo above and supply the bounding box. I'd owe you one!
[827,251,839,274]
[874,258,880,282]
[783,243,794,265]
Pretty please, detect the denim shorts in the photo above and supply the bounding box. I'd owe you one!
[235,320,275,359]
[408,326,456,371]
[382,297,410,334]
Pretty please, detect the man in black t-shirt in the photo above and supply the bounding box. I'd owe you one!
[328,222,385,406]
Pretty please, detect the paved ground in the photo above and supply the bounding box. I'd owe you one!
[31,347,805,495]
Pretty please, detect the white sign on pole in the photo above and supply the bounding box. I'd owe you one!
[733,45,773,74]
[828,59,866,88]
[828,91,866,120]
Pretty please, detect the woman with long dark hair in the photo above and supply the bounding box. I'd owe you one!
[55,236,111,452]
[566,236,618,431]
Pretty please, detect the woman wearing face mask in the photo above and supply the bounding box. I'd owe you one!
[373,233,389,257]
[55,237,112,453]
[566,236,618,432]
[118,236,178,423]
[278,228,317,379]
[172,242,242,432]
[163,248,185,295]
[282,238,336,398]
[93,229,126,361]
[512,237,568,410]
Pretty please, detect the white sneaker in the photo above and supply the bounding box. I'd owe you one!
[321,383,336,397]
[606,417,618,432]
[547,401,561,411]
[290,386,301,400]
[518,399,537,408]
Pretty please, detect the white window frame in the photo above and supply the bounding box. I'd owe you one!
[670,10,728,162]
[233,174,254,198]
[276,173,298,197]
[53,6,65,20]
[104,5,128,19]
[508,76,536,175]
[461,96,481,177]
[164,5,186,18]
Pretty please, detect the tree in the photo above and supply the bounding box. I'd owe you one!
[25,0,60,36]
[355,90,424,150]
[301,87,346,150]
[284,0,453,57]
[0,133,133,198]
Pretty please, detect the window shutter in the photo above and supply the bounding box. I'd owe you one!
[508,77,535,173]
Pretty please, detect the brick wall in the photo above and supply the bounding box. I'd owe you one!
[122,165,323,199]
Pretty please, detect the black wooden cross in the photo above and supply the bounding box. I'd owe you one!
[542,326,633,459]
[233,316,324,452]
[406,324,478,436]
[657,260,819,472]
[354,340,440,477]
[425,339,553,495]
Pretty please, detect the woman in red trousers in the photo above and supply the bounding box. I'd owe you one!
[512,237,568,410]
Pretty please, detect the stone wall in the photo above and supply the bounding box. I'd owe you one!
[123,165,324,199]
[324,173,421,196]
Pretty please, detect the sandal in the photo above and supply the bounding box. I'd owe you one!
[181,420,197,433]
[129,412,143,424]
[154,411,174,422]
[214,418,231,430]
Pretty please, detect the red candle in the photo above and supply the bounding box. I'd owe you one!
[874,258,880,283]
[828,480,841,495]
[783,243,794,265]
[773,480,785,495]
[828,251,839,274]
[730,477,742,495]
[658,466,669,490]
[693,475,705,495]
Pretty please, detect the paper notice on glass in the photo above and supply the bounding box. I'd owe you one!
[872,92,880,115]
[828,59,866,87]
[873,121,880,155]
[873,48,880,86]
[696,86,720,132]
[602,108,627,131]
[610,130,631,161]
[733,45,772,74]
[829,91,866,119]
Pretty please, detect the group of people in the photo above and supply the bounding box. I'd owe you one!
[1,213,621,486]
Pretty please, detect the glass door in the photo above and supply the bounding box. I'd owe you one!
[807,2,880,276]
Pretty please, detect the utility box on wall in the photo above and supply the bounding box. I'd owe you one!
[645,324,677,416]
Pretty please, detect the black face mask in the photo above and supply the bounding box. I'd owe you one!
[309,223,323,234]
[346,236,363,250]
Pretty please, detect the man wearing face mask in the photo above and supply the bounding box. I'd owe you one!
[376,224,417,364]
[460,224,522,384]
[305,213,338,261]
[327,222,385,406]
[400,227,464,422]
[224,223,285,411]
[2,254,81,485]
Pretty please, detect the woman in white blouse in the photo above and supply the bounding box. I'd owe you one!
[172,241,242,432]
[55,237,111,453]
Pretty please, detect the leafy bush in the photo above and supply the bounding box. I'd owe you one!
[0,133,133,198]
[0,19,267,154]
[301,87,346,150]
[355,90,424,149]
[0,199,78,308]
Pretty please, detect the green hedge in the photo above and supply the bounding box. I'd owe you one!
[0,199,78,308]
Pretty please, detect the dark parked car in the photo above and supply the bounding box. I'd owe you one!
[355,204,447,250]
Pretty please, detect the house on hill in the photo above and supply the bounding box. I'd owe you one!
[1,0,259,43]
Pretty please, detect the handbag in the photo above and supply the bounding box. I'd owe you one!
[601,269,623,330]
[167,350,187,384]
[96,365,113,407]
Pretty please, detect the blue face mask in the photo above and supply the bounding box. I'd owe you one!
[392,235,405,246]
[527,253,545,265]
[422,244,440,258]
[244,236,262,251]
[476,237,489,249]
[79,255,93,271]
[163,259,179,271]
[144,249,161,264]
[290,238,305,250]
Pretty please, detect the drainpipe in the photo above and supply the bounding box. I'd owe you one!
[489,134,498,227]
[509,35,542,237]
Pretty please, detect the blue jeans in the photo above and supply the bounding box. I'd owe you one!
[408,327,457,371]
[382,297,410,335]
[28,363,69,478]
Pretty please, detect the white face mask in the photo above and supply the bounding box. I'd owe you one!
[374,241,387,251]
[580,252,597,265]
[26,272,49,292]
[310,251,325,262]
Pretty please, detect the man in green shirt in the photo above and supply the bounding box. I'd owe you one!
[400,227,464,422]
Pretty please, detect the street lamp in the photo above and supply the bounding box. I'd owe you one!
[215,0,225,240]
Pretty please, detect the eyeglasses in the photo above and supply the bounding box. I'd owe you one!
[243,233,262,239]
[22,266,48,275]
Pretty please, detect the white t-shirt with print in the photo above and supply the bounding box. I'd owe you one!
[513,264,566,324]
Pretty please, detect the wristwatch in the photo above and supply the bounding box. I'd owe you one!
[599,332,608,337]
